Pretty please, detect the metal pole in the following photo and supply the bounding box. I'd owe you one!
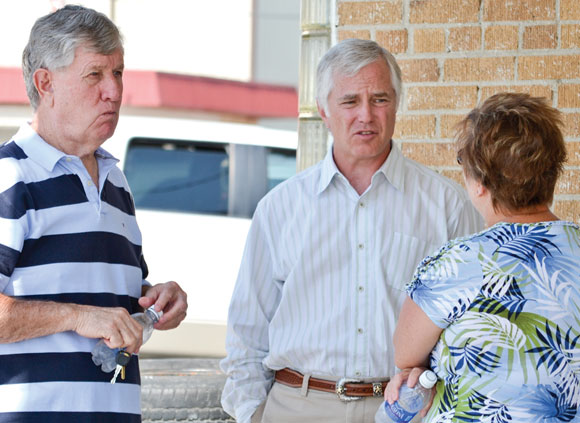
[297,0,331,171]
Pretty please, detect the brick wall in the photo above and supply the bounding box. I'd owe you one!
[336,0,580,222]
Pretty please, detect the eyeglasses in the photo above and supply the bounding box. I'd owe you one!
[456,155,462,165]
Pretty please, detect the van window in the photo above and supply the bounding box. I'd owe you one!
[123,137,296,218]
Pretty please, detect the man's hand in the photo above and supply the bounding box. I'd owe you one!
[73,305,144,354]
[385,367,435,418]
[139,281,188,330]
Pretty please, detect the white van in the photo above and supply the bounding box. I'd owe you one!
[105,116,298,357]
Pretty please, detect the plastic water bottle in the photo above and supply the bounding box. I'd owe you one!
[375,370,437,423]
[91,305,163,373]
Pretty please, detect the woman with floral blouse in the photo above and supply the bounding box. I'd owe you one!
[386,92,580,422]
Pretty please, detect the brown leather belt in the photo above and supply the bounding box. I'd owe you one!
[275,368,389,402]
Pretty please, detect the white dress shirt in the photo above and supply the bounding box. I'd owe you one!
[220,143,483,423]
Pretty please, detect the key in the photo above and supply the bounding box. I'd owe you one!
[110,350,131,384]
[110,365,122,384]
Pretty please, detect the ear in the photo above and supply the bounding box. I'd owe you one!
[475,180,487,197]
[316,100,330,130]
[33,68,54,106]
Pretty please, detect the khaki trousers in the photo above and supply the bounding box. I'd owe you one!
[252,381,384,423]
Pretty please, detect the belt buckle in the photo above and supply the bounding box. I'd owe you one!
[335,378,363,402]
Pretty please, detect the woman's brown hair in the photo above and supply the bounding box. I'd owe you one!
[456,92,567,213]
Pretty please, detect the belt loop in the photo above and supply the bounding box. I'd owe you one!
[300,373,311,397]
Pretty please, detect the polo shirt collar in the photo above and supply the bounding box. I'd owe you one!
[13,123,118,171]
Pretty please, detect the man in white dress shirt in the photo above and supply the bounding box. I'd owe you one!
[220,39,483,423]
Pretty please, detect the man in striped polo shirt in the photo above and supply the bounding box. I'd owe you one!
[0,6,187,422]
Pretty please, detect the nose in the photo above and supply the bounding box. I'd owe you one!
[101,73,123,102]
[357,101,373,123]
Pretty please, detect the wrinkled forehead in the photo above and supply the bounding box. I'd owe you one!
[331,62,394,95]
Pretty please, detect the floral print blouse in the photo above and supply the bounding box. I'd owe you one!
[408,221,580,423]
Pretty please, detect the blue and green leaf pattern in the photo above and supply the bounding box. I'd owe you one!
[408,221,580,422]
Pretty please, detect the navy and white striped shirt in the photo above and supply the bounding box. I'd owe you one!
[0,124,148,422]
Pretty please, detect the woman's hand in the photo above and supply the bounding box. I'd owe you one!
[385,367,435,418]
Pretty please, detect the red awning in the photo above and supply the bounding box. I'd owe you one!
[0,68,297,118]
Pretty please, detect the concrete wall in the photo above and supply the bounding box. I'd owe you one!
[334,0,580,222]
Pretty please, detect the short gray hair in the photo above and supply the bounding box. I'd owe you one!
[316,39,402,114]
[22,5,123,110]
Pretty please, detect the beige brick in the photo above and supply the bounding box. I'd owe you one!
[552,200,580,223]
[440,169,464,187]
[562,25,580,49]
[441,114,465,139]
[484,0,556,21]
[562,113,580,138]
[338,1,402,25]
[555,170,580,195]
[561,0,580,20]
[445,57,515,82]
[414,28,445,53]
[409,0,479,23]
[567,142,580,166]
[393,115,436,139]
[485,25,519,50]
[519,55,580,80]
[377,29,408,54]
[407,86,478,110]
[480,85,553,101]
[449,26,481,51]
[400,142,457,167]
[398,59,439,82]
[338,30,371,41]
[523,25,557,49]
[559,85,580,108]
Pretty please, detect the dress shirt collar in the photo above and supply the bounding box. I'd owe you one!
[12,123,118,171]
[317,140,405,195]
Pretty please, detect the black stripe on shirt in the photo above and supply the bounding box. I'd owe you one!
[0,352,140,385]
[0,412,141,423]
[0,175,87,219]
[101,180,135,216]
[0,243,19,277]
[0,141,27,160]
[17,232,143,269]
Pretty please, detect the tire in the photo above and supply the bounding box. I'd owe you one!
[140,358,235,423]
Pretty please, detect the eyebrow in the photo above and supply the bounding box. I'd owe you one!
[338,94,358,102]
[371,91,392,98]
[338,91,392,101]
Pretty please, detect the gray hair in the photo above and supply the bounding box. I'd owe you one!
[316,39,402,114]
[22,5,123,110]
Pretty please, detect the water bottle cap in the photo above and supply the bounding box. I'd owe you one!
[419,370,437,389]
[145,305,163,323]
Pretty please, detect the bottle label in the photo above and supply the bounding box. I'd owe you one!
[384,401,418,422]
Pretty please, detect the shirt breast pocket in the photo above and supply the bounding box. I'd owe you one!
[384,231,440,291]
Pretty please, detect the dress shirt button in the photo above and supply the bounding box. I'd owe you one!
[357,328,364,334]
[87,180,93,186]
[358,243,364,250]
[359,202,365,208]
[65,157,72,162]
[355,371,361,377]
[358,286,364,292]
